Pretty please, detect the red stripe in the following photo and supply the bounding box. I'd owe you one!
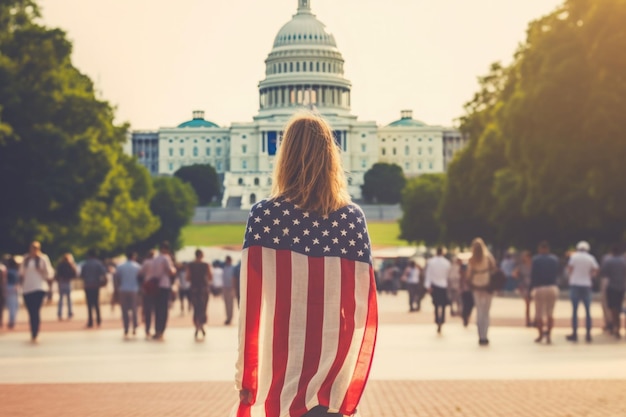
[239,246,264,416]
[265,250,293,417]
[317,258,356,406]
[340,267,378,415]
[289,256,326,416]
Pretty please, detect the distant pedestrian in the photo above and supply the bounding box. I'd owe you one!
[139,250,156,337]
[211,260,224,297]
[448,257,463,316]
[600,245,626,339]
[80,249,107,328]
[4,257,20,329]
[177,262,191,315]
[459,260,474,326]
[187,249,211,339]
[55,253,77,320]
[467,238,496,346]
[19,241,54,342]
[150,241,176,340]
[0,260,5,328]
[425,248,451,334]
[222,256,236,325]
[513,250,533,327]
[530,242,559,344]
[566,241,598,343]
[233,260,241,307]
[114,251,141,337]
[402,260,421,312]
[500,251,517,292]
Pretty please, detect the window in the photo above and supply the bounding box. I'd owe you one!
[242,160,248,169]
[316,62,320,72]
[250,194,256,205]
[405,162,410,170]
[296,62,300,72]
[254,177,260,186]
[242,145,247,154]
[309,62,313,71]
[290,62,293,72]
[168,163,174,171]
[206,148,211,156]
[216,148,222,157]
[428,147,433,155]
[418,162,422,170]
[179,148,184,156]
[193,147,198,157]
[217,161,222,171]
[429,162,433,170]
[405,146,409,156]
[361,144,367,153]
[169,148,173,157]
[361,159,367,168]
[392,148,397,156]
[382,148,386,156]
[418,148,422,155]
[238,178,244,185]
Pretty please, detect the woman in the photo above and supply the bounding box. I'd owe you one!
[513,250,533,327]
[234,114,378,417]
[186,249,211,339]
[4,257,20,329]
[448,257,463,316]
[55,253,77,320]
[467,238,496,346]
[19,241,54,342]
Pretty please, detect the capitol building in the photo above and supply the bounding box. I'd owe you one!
[128,0,468,209]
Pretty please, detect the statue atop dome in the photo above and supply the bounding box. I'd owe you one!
[298,0,312,14]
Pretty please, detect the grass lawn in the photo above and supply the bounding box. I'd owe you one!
[181,221,410,248]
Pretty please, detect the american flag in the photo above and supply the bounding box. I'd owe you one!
[234,198,378,417]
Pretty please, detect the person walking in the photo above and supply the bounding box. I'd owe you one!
[139,250,156,338]
[467,238,496,346]
[19,241,54,342]
[80,249,107,328]
[566,241,598,343]
[114,251,141,337]
[425,248,451,333]
[186,249,211,339]
[55,253,77,320]
[402,260,421,312]
[513,250,533,327]
[177,262,191,315]
[235,114,378,417]
[459,260,474,327]
[530,242,560,344]
[150,241,176,341]
[4,257,20,329]
[600,245,626,339]
[222,256,236,325]
[447,257,463,316]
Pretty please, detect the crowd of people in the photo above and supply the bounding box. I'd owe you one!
[379,239,626,346]
[0,240,240,343]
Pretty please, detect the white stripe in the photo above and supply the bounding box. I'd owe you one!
[328,261,371,411]
[250,247,278,417]
[279,251,310,414]
[305,256,342,408]
[234,248,249,391]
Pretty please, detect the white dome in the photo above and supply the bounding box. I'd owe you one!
[273,13,337,48]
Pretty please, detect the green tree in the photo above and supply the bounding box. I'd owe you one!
[174,163,221,206]
[399,174,445,245]
[361,163,406,204]
[0,0,159,257]
[133,176,197,253]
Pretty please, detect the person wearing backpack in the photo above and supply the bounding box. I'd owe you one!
[467,238,496,346]
[55,253,77,320]
[19,241,54,342]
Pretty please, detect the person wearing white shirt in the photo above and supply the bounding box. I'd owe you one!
[19,241,54,342]
[566,241,599,343]
[402,260,422,312]
[149,241,176,341]
[425,247,452,333]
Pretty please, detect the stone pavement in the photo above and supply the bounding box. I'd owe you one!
[1,293,626,416]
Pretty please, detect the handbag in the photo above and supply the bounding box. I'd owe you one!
[489,268,506,292]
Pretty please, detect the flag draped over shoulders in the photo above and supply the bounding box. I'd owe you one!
[234,198,378,417]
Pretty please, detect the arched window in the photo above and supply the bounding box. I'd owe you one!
[296,62,300,72]
[316,62,320,72]
[254,177,260,186]
[309,62,313,71]
[250,194,257,205]
[290,62,293,72]
[322,62,326,72]
[238,178,244,185]
[193,147,198,157]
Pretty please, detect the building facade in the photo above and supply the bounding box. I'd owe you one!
[129,0,468,209]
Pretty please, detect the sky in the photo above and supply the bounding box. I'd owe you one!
[37,0,563,130]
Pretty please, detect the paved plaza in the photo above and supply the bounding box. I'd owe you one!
[1,291,625,416]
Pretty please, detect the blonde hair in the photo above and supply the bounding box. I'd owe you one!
[271,113,351,215]
[469,237,490,264]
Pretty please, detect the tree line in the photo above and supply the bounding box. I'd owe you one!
[0,1,201,259]
[375,0,626,253]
